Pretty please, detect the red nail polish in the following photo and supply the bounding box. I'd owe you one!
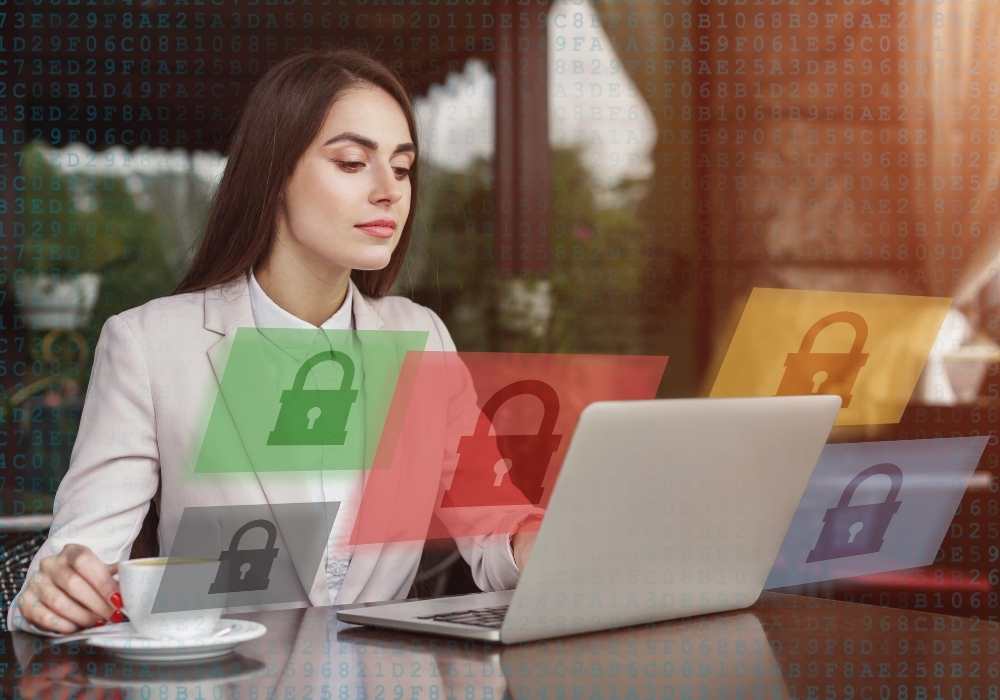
[110,610,124,623]
[95,619,107,627]
[110,592,123,609]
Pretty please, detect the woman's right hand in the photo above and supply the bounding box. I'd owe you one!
[17,544,121,634]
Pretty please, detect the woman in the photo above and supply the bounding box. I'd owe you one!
[10,49,539,634]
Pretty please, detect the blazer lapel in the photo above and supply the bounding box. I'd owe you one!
[203,275,324,601]
[204,276,266,479]
[331,288,394,603]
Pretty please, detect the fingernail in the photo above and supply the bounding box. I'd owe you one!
[110,592,123,609]
[95,619,107,627]
[110,610,125,623]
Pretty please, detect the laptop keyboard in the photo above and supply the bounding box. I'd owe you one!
[416,604,509,629]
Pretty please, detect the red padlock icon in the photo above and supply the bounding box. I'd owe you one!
[776,311,869,408]
[441,379,562,507]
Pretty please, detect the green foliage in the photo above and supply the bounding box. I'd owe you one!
[407,155,499,349]
[546,145,647,354]
[410,145,649,354]
[20,145,125,275]
[18,142,178,383]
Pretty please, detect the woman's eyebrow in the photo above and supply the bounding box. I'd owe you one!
[322,131,415,155]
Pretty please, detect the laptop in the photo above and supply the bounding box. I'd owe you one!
[337,395,841,644]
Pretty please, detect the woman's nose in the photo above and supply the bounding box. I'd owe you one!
[369,163,403,206]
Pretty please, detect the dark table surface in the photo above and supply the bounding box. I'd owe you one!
[3,591,998,698]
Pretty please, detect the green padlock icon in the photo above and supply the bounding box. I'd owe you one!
[267,350,358,445]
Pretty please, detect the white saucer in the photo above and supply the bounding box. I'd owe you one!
[87,619,266,663]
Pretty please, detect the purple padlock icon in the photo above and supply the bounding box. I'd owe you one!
[806,462,904,563]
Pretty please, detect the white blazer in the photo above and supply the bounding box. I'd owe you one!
[9,275,533,631]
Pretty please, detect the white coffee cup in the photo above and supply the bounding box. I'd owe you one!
[118,557,224,640]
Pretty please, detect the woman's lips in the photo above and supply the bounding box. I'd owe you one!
[355,224,395,239]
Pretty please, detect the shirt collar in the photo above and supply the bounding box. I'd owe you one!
[248,270,355,330]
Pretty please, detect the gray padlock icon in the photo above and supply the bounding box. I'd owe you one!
[209,519,279,594]
[806,463,903,563]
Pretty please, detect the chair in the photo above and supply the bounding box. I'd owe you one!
[0,530,50,632]
[0,506,158,632]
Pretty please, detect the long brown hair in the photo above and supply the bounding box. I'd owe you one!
[174,49,419,298]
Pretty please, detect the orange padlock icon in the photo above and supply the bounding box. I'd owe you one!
[441,379,562,507]
[776,311,869,408]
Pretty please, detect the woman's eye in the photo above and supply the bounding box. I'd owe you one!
[334,159,410,180]
[334,160,365,171]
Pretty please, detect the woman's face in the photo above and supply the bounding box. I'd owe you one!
[276,83,415,275]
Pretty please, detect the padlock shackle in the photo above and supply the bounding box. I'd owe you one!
[473,379,561,439]
[797,311,869,355]
[228,519,278,551]
[836,462,903,508]
[292,350,355,392]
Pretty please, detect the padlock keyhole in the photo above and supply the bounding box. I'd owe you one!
[493,459,512,487]
[306,406,322,430]
[811,371,829,394]
[239,562,251,580]
[847,521,864,543]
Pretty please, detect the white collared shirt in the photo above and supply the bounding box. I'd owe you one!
[248,269,354,331]
[248,270,359,601]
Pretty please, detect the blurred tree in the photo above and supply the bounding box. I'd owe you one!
[409,145,648,356]
[80,172,177,365]
[19,143,177,381]
[10,143,178,496]
[546,144,646,354]
[406,155,498,349]
[20,146,124,276]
